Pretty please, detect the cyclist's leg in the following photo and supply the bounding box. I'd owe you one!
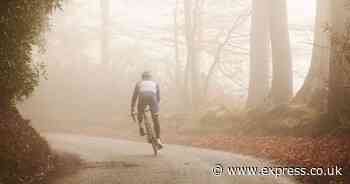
[137,98,146,135]
[149,96,160,139]
[151,112,160,139]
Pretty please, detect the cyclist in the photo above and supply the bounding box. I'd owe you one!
[131,71,163,148]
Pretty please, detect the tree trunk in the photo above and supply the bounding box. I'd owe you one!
[191,0,203,110]
[174,0,181,92]
[183,0,194,107]
[294,0,330,110]
[328,0,350,124]
[269,0,293,104]
[100,0,110,65]
[183,0,203,110]
[247,0,271,108]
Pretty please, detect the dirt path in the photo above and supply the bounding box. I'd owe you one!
[46,133,298,184]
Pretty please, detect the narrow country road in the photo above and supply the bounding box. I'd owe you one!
[45,133,299,184]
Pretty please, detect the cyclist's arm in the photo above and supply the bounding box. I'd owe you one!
[131,83,140,110]
[156,83,160,103]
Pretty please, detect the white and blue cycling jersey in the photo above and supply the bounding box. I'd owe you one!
[131,80,160,113]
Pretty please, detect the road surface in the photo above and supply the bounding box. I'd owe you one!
[46,133,299,184]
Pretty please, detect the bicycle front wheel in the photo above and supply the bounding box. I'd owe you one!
[151,140,158,156]
[144,117,158,156]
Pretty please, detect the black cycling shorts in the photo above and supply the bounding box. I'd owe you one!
[137,94,159,114]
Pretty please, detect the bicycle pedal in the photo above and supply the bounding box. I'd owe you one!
[157,143,163,150]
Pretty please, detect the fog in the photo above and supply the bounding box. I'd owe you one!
[19,0,316,135]
[4,1,350,183]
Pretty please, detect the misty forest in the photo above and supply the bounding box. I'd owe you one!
[1,0,350,184]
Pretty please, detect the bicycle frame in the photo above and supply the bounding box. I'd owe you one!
[132,109,159,156]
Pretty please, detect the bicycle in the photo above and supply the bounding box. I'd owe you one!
[132,108,160,156]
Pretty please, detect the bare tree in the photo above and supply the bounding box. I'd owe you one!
[294,0,331,109]
[328,0,350,124]
[247,0,270,108]
[183,0,204,110]
[268,0,293,104]
[204,10,250,97]
[174,0,182,96]
[100,0,111,65]
[247,0,293,107]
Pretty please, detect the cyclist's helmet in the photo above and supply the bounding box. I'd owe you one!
[142,71,152,80]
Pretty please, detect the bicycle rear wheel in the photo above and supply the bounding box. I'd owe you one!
[144,115,158,156]
[151,140,158,156]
